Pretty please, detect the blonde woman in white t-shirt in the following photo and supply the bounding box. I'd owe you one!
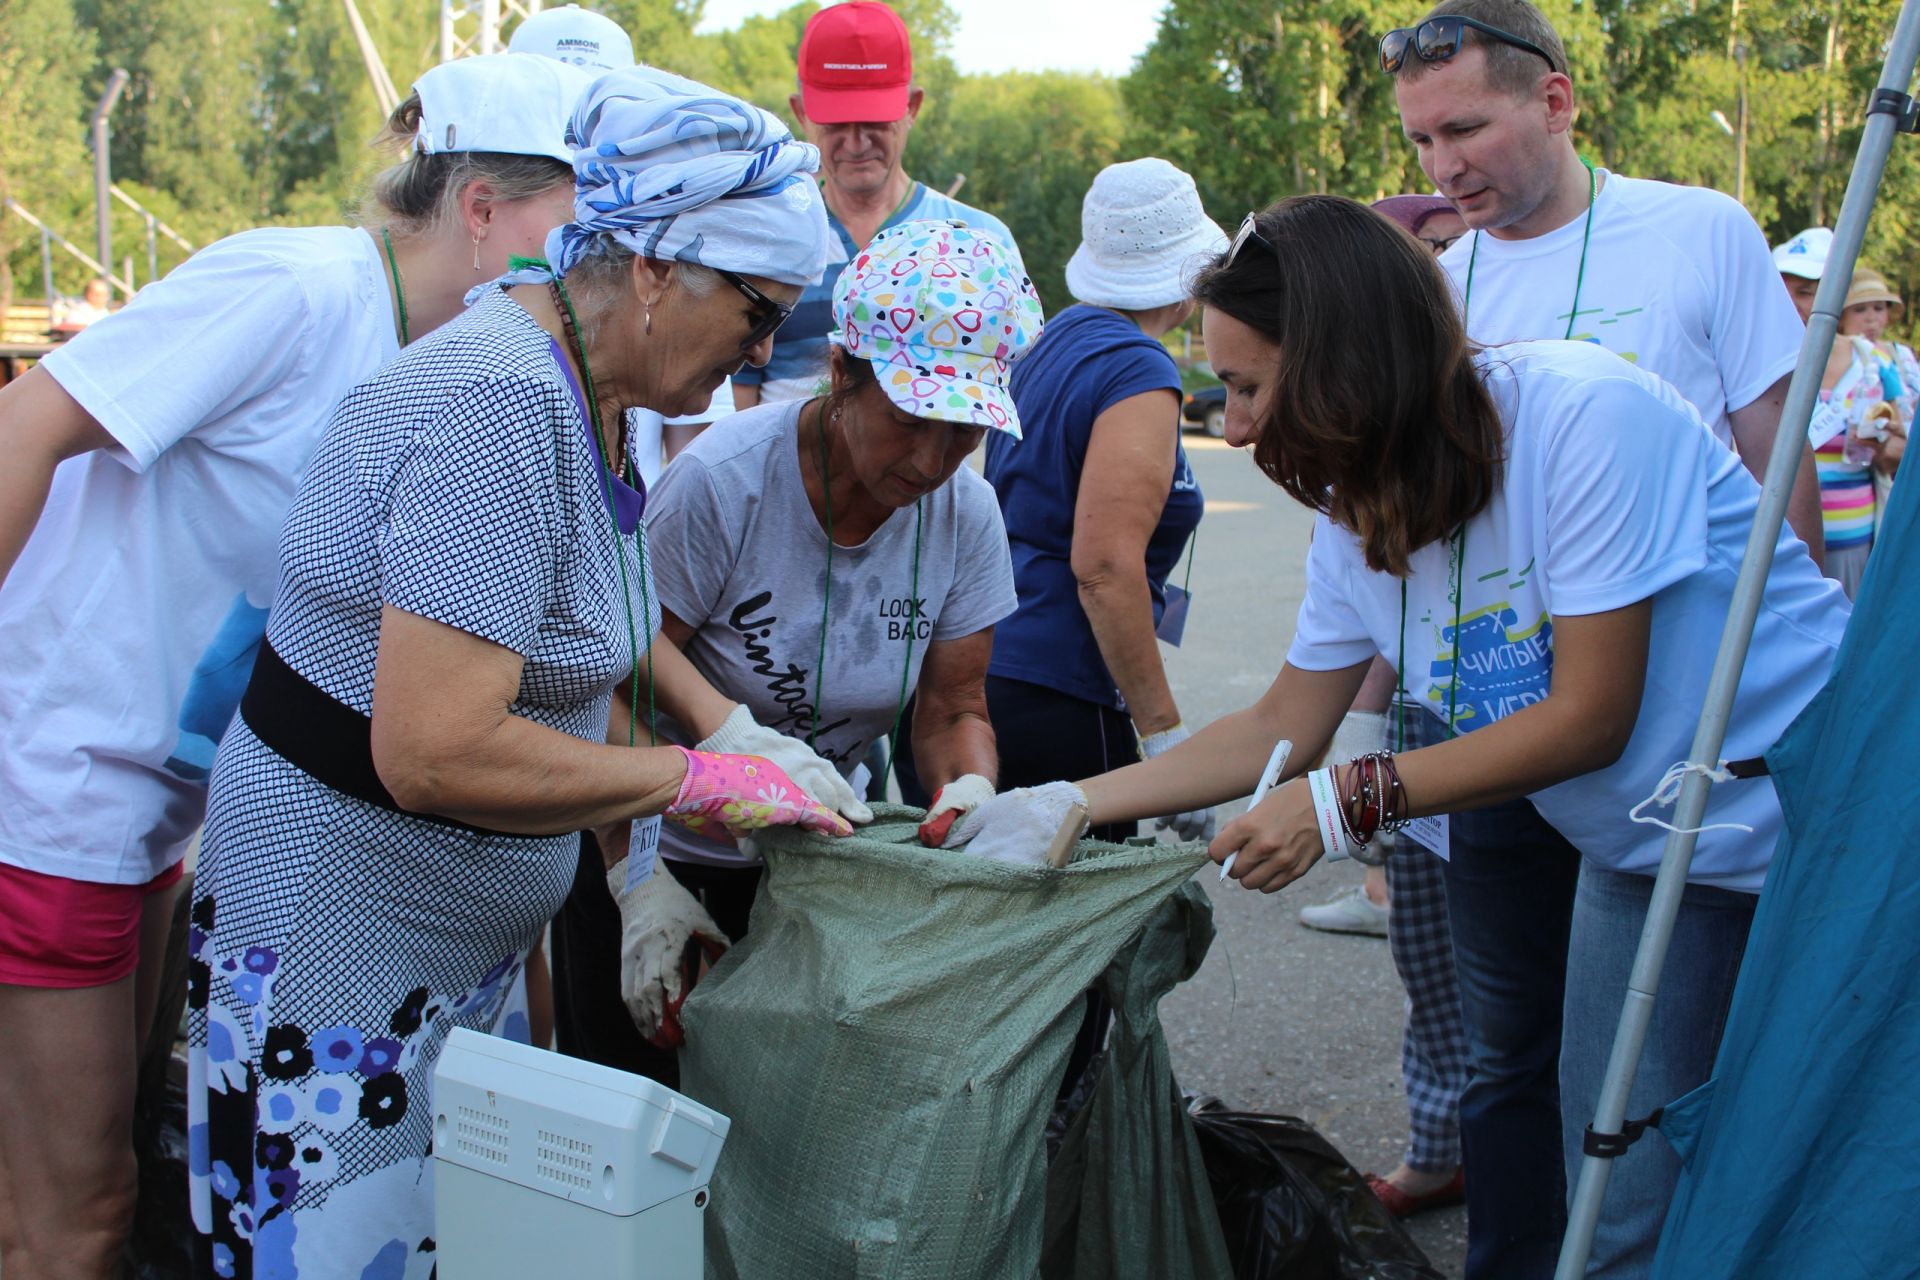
[947,195,1850,1276]
[0,54,589,1278]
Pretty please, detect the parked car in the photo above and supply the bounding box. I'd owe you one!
[1182,384,1226,438]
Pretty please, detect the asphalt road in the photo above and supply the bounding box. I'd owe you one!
[1153,433,1470,1276]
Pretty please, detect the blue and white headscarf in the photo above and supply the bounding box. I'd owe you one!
[505,65,832,289]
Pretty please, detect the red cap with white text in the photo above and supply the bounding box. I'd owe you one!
[797,1,914,125]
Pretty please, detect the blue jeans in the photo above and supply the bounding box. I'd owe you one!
[1560,862,1754,1279]
[1443,795,1582,1280]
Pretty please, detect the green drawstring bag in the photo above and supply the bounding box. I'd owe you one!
[678,807,1221,1280]
[1041,880,1233,1280]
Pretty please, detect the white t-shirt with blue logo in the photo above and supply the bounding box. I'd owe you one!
[1286,341,1848,892]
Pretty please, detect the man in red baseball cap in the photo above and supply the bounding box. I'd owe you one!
[731,0,1019,410]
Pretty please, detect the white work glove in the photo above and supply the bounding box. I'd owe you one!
[1139,724,1217,842]
[917,773,996,846]
[608,856,725,1046]
[699,703,873,825]
[1326,709,1393,867]
[942,781,1089,865]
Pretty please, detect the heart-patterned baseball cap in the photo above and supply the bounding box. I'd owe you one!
[833,219,1045,439]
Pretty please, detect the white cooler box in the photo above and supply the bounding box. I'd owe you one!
[432,1028,730,1278]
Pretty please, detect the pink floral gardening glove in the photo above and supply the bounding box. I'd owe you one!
[664,746,854,840]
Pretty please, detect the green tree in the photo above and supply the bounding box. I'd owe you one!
[0,0,97,303]
[910,71,1127,311]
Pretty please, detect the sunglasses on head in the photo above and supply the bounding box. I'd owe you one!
[717,268,793,352]
[1227,212,1276,268]
[1378,15,1560,76]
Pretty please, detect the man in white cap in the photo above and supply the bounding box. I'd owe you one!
[730,0,1020,410]
[509,3,635,71]
[1775,226,1833,324]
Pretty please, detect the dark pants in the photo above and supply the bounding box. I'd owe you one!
[549,833,761,1090]
[1441,797,1582,1280]
[894,674,1139,1097]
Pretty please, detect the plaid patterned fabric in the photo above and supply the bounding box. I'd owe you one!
[1387,701,1470,1173]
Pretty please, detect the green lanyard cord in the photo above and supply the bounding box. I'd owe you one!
[808,399,923,776]
[1395,523,1466,750]
[1461,157,1596,341]
[551,279,654,748]
[380,227,409,345]
[1401,160,1592,746]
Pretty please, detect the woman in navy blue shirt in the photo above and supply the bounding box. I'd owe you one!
[957,159,1222,844]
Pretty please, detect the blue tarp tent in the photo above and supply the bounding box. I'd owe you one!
[1652,472,1920,1275]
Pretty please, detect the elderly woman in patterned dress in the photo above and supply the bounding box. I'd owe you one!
[185,68,866,1280]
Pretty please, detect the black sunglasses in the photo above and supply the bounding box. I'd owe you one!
[1227,212,1276,268]
[1379,16,1560,76]
[1420,232,1463,254]
[716,268,793,352]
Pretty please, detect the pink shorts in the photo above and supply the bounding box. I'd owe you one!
[0,859,185,989]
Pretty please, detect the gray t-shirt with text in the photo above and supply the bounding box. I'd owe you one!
[644,398,1016,866]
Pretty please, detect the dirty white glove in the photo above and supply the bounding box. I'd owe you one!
[1326,709,1392,867]
[918,773,996,846]
[699,703,872,824]
[1139,724,1216,842]
[943,781,1089,865]
[608,857,725,1044]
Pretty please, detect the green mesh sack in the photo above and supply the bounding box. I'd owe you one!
[1041,881,1233,1280]
[679,807,1211,1280]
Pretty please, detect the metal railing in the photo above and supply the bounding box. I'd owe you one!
[3,197,133,307]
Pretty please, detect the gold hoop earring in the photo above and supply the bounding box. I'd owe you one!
[644,307,653,335]
[471,234,481,272]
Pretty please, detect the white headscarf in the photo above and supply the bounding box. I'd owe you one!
[504,65,832,288]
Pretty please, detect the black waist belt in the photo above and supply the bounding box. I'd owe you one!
[240,638,510,837]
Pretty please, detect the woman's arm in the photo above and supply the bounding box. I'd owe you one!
[1214,602,1652,891]
[1079,656,1370,825]
[1070,388,1186,738]
[0,369,115,587]
[371,604,688,834]
[645,612,736,741]
[908,628,997,791]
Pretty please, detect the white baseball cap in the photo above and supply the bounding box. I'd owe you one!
[413,53,595,164]
[509,5,636,72]
[1773,227,1833,280]
[1065,158,1228,310]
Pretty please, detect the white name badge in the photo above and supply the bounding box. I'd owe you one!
[1401,813,1450,860]
[624,816,664,890]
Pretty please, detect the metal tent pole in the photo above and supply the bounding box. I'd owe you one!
[1555,1,1920,1273]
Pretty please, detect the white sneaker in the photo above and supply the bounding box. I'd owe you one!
[1298,887,1389,937]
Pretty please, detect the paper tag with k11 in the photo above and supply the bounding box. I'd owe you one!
[1401,813,1450,860]
[624,816,664,890]
[1156,585,1193,647]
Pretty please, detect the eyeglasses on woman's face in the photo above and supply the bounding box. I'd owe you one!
[717,268,794,353]
[1378,15,1560,77]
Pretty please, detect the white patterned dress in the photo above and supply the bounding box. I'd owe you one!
[186,288,659,1280]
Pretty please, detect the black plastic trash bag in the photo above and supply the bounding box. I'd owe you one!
[1187,1097,1444,1280]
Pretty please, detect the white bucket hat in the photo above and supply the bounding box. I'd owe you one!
[1065,158,1228,310]
[508,4,636,72]
[412,53,594,164]
[1773,227,1833,280]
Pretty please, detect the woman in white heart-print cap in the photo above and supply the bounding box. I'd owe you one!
[546,218,1046,1085]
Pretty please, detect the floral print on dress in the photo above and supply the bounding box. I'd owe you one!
[188,886,530,1279]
